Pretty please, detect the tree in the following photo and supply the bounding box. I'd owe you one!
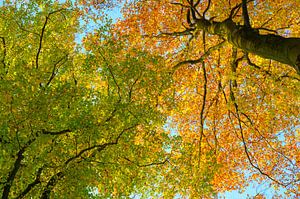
[1,0,299,198]
[115,0,300,198]
[0,1,174,198]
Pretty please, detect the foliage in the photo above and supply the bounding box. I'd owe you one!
[0,1,175,198]
[116,0,300,198]
[1,0,299,198]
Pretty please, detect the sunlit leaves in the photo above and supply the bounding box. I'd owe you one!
[117,0,300,198]
[0,1,173,198]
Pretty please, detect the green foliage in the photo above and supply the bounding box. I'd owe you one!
[0,1,178,198]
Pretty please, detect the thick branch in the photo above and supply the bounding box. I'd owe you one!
[2,138,36,199]
[40,125,137,198]
[41,129,71,135]
[40,172,64,199]
[16,167,43,199]
[242,0,251,28]
[0,37,6,70]
[2,128,70,198]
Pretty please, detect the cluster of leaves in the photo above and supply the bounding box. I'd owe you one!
[1,0,299,198]
[0,1,182,198]
[116,0,300,198]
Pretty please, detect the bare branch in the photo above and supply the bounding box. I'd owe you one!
[198,31,209,168]
[36,17,48,69]
[2,138,36,199]
[203,0,211,19]
[172,40,225,71]
[45,54,69,87]
[228,0,254,19]
[41,129,71,135]
[256,27,277,34]
[276,20,300,32]
[229,51,289,187]
[259,8,282,29]
[186,0,202,19]
[143,28,194,38]
[65,125,137,165]
[245,54,300,81]
[128,75,141,102]
[242,0,251,28]
[14,20,40,37]
[40,171,64,199]
[240,112,298,169]
[123,157,169,167]
[36,9,66,69]
[40,124,138,198]
[170,2,189,8]
[194,0,201,7]
[16,167,44,199]
[98,49,122,100]
[0,37,7,70]
[2,126,72,198]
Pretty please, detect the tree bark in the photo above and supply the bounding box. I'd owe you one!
[40,172,64,199]
[195,18,300,74]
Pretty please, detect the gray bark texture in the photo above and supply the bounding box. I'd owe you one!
[195,18,300,74]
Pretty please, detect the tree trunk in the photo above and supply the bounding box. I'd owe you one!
[196,18,300,74]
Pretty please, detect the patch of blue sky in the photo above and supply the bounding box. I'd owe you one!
[220,180,289,199]
[75,12,122,44]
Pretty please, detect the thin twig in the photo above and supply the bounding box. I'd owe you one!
[45,54,68,87]
[245,54,300,81]
[98,49,122,100]
[143,28,194,38]
[170,2,189,8]
[123,157,169,167]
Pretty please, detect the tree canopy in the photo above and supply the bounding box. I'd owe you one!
[0,0,299,198]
